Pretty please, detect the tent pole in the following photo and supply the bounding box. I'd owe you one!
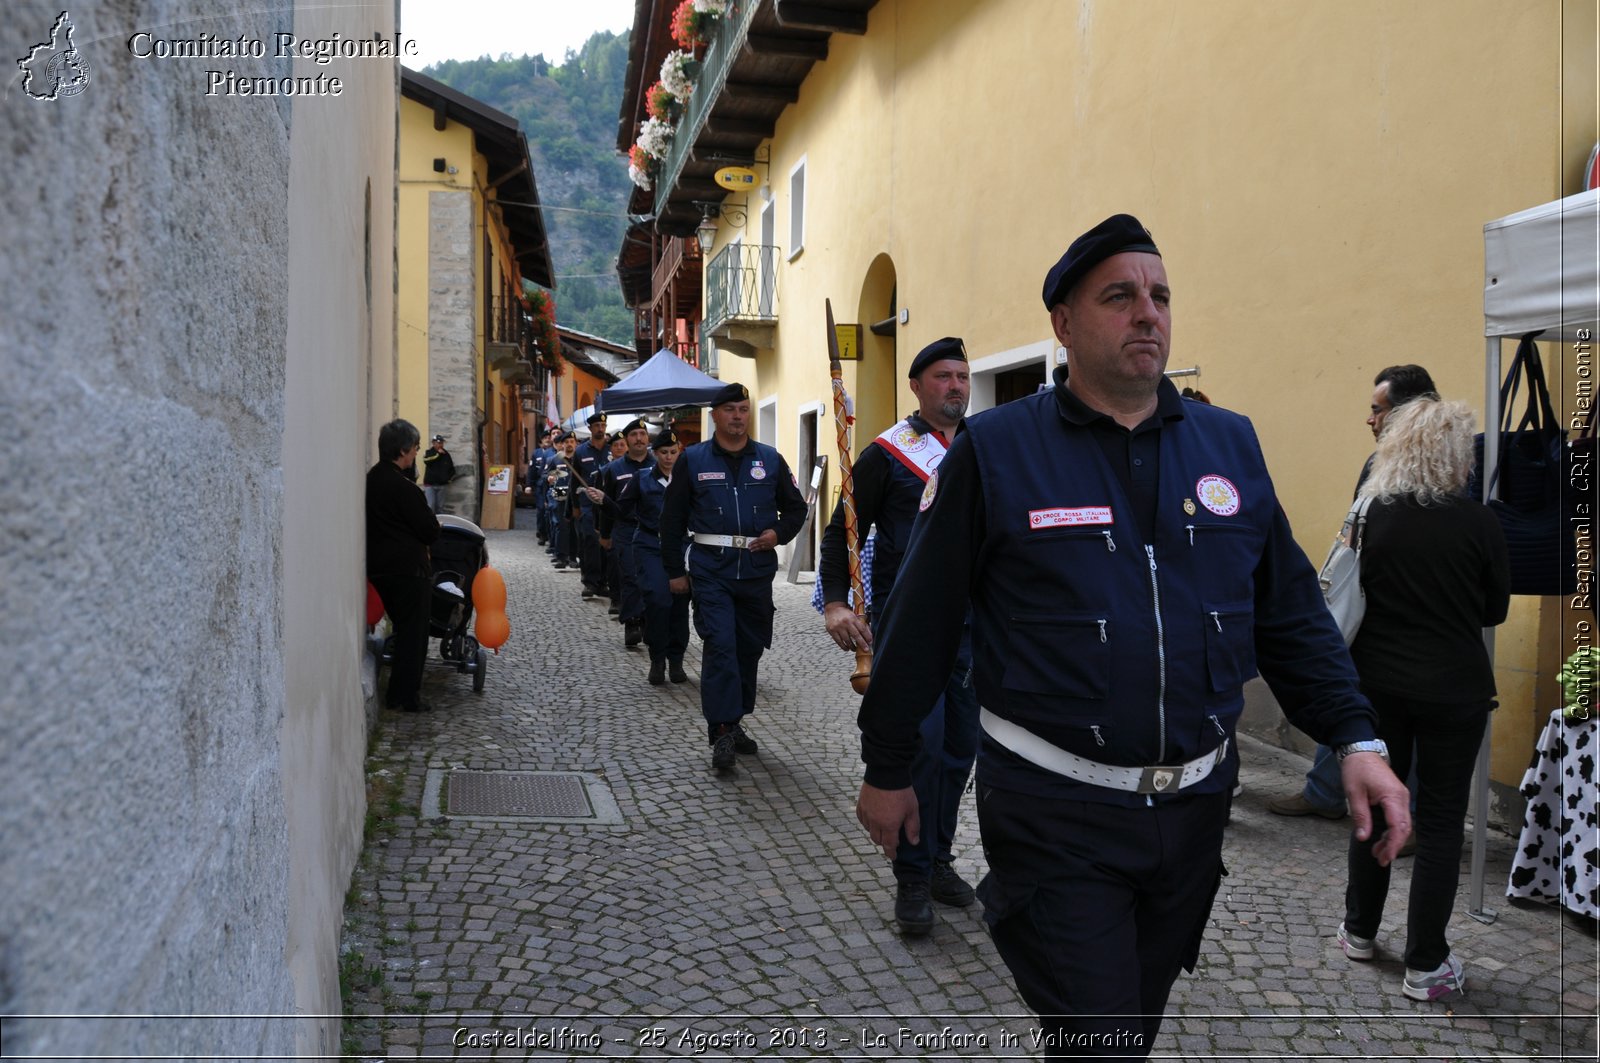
[1467,334,1502,924]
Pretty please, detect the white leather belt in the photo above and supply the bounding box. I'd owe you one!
[980,707,1228,795]
[692,533,755,549]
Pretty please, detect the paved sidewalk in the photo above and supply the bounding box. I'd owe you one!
[341,521,1598,1060]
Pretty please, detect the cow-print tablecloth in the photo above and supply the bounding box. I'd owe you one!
[1507,710,1599,919]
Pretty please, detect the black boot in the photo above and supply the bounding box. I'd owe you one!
[668,659,688,683]
[648,658,666,685]
[625,619,643,647]
[894,879,934,936]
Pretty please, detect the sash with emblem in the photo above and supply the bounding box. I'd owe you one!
[874,419,947,483]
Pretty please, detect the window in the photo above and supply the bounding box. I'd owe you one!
[788,156,806,261]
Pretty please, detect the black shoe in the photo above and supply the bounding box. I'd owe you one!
[711,727,737,771]
[536,537,547,545]
[625,620,643,647]
[930,860,976,907]
[608,604,621,615]
[669,659,688,683]
[582,588,596,600]
[729,722,758,754]
[552,560,567,569]
[894,879,935,936]
[648,658,666,685]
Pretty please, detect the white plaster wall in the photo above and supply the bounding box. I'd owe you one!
[0,1,396,1056]
[280,1,398,1057]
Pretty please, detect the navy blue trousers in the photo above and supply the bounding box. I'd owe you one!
[977,786,1230,1059]
[614,523,644,621]
[690,572,774,733]
[577,507,602,588]
[636,539,689,662]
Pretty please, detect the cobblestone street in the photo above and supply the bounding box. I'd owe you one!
[341,519,1598,1060]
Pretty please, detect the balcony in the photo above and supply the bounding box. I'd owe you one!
[487,299,529,370]
[655,1,758,220]
[703,241,778,358]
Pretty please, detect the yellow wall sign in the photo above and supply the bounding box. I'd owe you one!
[834,323,862,361]
[714,166,759,191]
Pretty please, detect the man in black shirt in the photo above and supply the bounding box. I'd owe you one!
[1267,364,1438,822]
[421,434,455,514]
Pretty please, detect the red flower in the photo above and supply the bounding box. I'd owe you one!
[670,0,703,49]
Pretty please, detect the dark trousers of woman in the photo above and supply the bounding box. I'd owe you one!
[1344,689,1490,972]
[372,573,431,710]
[636,541,690,664]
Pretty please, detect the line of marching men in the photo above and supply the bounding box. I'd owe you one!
[527,412,692,686]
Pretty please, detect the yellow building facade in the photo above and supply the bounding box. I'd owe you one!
[399,70,556,519]
[668,0,1598,804]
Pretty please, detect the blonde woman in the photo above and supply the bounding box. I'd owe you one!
[1338,398,1510,1000]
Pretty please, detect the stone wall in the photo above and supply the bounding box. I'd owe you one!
[428,190,480,517]
[0,0,395,1056]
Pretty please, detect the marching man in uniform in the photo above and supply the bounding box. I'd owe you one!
[820,336,980,937]
[854,214,1410,1058]
[660,383,807,772]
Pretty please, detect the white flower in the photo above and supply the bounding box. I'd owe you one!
[637,115,675,156]
[660,50,695,99]
[628,163,653,191]
[692,0,727,13]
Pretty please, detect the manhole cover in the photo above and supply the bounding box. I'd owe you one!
[450,771,591,817]
[423,769,624,824]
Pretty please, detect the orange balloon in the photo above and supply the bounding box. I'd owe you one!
[472,566,507,612]
[475,608,510,649]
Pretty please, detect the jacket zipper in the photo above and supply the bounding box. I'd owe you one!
[1145,544,1168,761]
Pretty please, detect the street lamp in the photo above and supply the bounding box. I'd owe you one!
[696,212,718,254]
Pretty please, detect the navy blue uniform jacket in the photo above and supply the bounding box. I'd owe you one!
[858,378,1377,805]
[659,437,807,580]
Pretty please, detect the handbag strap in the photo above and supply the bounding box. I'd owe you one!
[1488,330,1553,495]
[1346,495,1376,553]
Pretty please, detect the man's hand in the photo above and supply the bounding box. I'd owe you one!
[857,783,918,862]
[824,601,873,653]
[748,528,779,552]
[599,537,612,550]
[1342,752,1412,866]
[668,575,690,595]
[584,486,605,504]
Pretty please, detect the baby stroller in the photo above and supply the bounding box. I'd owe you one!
[381,514,490,692]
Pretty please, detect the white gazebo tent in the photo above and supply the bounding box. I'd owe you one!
[1471,188,1600,916]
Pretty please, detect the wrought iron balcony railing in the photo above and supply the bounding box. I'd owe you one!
[703,241,779,336]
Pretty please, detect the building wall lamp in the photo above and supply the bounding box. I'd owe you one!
[694,200,749,253]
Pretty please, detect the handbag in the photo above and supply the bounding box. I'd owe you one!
[1467,332,1577,596]
[1319,495,1375,644]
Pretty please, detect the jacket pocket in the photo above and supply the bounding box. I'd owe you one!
[1201,600,1256,693]
[1001,613,1111,700]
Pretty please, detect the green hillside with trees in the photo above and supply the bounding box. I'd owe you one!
[424,31,634,345]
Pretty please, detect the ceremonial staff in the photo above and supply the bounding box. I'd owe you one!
[826,299,872,693]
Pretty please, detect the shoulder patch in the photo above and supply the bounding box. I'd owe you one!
[919,468,939,512]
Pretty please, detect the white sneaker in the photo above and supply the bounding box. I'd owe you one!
[1338,922,1375,961]
[1402,954,1466,1001]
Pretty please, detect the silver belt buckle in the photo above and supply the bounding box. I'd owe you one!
[1136,765,1180,794]
[729,535,748,549]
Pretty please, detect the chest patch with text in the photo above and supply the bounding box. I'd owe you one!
[1028,506,1114,529]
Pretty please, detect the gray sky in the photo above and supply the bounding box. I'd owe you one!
[400,0,636,70]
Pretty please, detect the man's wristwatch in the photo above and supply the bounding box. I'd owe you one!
[1335,739,1390,762]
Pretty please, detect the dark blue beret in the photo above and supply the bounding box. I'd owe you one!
[651,427,680,450]
[619,418,649,436]
[1041,214,1160,309]
[710,382,750,407]
[587,411,607,425]
[907,336,968,378]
